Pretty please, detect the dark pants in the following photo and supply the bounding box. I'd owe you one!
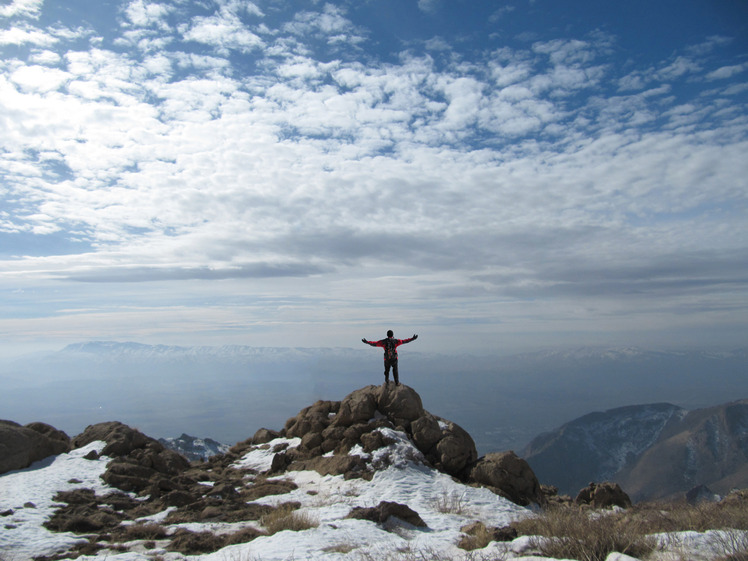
[384,358,399,384]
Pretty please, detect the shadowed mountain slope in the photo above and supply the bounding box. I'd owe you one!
[523,399,748,501]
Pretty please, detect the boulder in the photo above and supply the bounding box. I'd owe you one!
[286,412,329,438]
[376,384,424,425]
[320,425,347,453]
[333,386,379,427]
[284,400,338,437]
[83,450,99,461]
[0,420,71,475]
[470,451,542,506]
[130,446,191,476]
[287,454,368,478]
[685,484,720,504]
[575,481,632,509]
[433,420,478,477]
[25,422,71,449]
[72,421,150,457]
[541,484,573,506]
[346,501,427,528]
[102,461,158,493]
[361,430,395,453]
[410,413,443,452]
[251,428,281,444]
[300,432,323,452]
[459,521,518,550]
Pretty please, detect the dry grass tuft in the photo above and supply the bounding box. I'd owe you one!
[117,522,168,541]
[167,526,265,555]
[224,527,267,546]
[508,494,748,561]
[430,490,470,515]
[168,529,226,555]
[457,521,513,552]
[458,525,493,551]
[322,543,358,554]
[261,502,319,535]
[512,506,657,561]
[629,498,748,533]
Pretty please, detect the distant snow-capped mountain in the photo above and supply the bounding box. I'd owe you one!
[56,341,748,365]
[59,340,367,361]
[158,433,230,462]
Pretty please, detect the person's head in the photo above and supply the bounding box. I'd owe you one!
[387,330,393,338]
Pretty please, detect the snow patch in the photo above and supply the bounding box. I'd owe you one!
[232,437,301,472]
[1,431,741,561]
[0,441,112,559]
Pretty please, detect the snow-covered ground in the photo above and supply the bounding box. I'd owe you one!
[0,429,742,561]
[0,441,110,559]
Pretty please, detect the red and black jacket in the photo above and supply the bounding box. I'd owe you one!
[363,336,416,361]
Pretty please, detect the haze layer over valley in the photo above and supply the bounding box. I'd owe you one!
[2,342,746,455]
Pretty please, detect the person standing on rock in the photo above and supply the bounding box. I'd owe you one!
[362,330,418,386]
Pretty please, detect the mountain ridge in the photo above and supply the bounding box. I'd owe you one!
[58,340,748,360]
[157,433,229,462]
[524,398,748,501]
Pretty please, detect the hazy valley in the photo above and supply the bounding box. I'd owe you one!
[2,342,746,458]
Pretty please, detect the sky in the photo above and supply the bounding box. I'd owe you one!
[1,0,747,357]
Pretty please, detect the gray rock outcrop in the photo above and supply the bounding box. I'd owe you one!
[73,421,191,496]
[263,384,541,504]
[470,451,542,506]
[275,384,478,479]
[72,421,151,457]
[575,481,632,509]
[0,420,71,475]
[346,500,427,528]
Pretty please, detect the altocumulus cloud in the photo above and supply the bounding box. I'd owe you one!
[0,0,746,352]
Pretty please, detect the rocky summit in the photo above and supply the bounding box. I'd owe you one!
[261,384,542,506]
[0,385,546,560]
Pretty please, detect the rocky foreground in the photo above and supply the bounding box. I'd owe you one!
[2,384,546,508]
[1,384,745,561]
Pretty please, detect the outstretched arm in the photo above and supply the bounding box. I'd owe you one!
[400,334,418,345]
[362,338,377,346]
